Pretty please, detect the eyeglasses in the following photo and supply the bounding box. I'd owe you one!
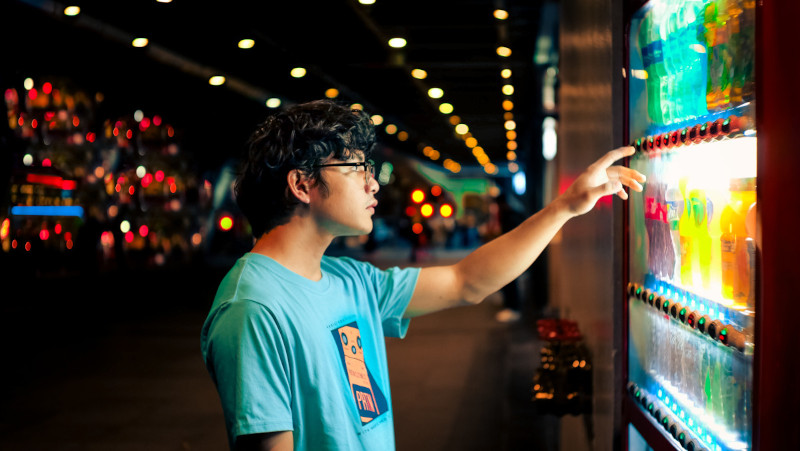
[314,159,375,184]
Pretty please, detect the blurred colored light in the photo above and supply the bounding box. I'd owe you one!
[397,131,408,141]
[411,69,427,79]
[440,204,453,218]
[209,76,226,86]
[455,124,469,135]
[128,185,135,195]
[120,220,131,233]
[371,115,384,125]
[191,233,202,246]
[439,103,453,114]
[496,46,512,57]
[388,37,407,48]
[125,231,134,243]
[431,185,442,197]
[359,0,376,4]
[126,129,133,139]
[219,215,234,231]
[139,225,149,237]
[502,84,515,95]
[420,204,434,217]
[428,88,443,99]
[54,223,62,234]
[412,223,423,234]
[0,218,9,239]
[42,158,51,167]
[405,206,417,217]
[153,115,162,126]
[132,38,149,48]
[238,39,255,49]
[502,100,514,111]
[64,231,72,241]
[494,9,509,20]
[325,88,339,98]
[155,170,165,182]
[64,6,80,16]
[504,120,516,130]
[290,67,306,78]
[28,89,38,100]
[501,69,512,79]
[39,229,50,240]
[42,82,52,94]
[266,98,281,108]
[385,124,397,135]
[25,241,31,251]
[411,189,425,204]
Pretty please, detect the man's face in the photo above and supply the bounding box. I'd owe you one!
[307,153,379,237]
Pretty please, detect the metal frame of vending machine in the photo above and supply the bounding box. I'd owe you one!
[620,1,800,450]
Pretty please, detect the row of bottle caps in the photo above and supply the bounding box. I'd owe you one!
[627,282,746,352]
[627,382,708,451]
[633,115,750,154]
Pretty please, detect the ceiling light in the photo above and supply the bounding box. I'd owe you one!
[388,37,407,48]
[325,88,339,98]
[427,87,443,99]
[411,68,427,79]
[371,115,384,125]
[501,69,512,79]
[132,38,149,48]
[209,76,226,86]
[502,84,515,95]
[290,67,306,78]
[266,98,281,108]
[455,123,469,135]
[439,103,453,114]
[64,6,80,16]
[494,10,509,20]
[496,46,512,57]
[238,39,255,49]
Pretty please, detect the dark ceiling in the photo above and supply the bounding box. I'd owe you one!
[4,0,555,174]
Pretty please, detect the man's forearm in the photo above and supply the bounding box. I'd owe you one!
[455,199,573,304]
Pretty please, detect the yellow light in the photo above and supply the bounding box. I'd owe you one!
[507,141,518,151]
[690,43,707,54]
[455,123,469,135]
[397,131,409,141]
[157,0,173,3]
[429,150,440,161]
[266,98,281,108]
[209,76,226,86]
[132,38,149,48]
[439,103,454,114]
[350,103,363,110]
[64,6,80,16]
[325,88,339,98]
[504,120,516,130]
[290,67,306,78]
[631,69,649,80]
[506,130,517,140]
[502,84,514,95]
[507,150,517,160]
[238,39,255,49]
[493,9,509,20]
[411,189,425,203]
[465,137,477,148]
[504,112,514,120]
[385,124,397,134]
[496,46,512,57]
[420,203,434,218]
[440,204,454,218]
[359,0,376,4]
[502,100,514,111]
[428,87,444,99]
[219,216,234,231]
[449,115,461,125]
[371,115,384,125]
[484,163,498,174]
[472,147,484,157]
[501,69,512,79]
[388,37,407,48]
[411,68,427,79]
[24,78,34,90]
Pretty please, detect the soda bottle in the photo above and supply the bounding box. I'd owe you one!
[704,0,720,110]
[720,177,755,304]
[739,0,756,102]
[688,183,712,289]
[678,176,694,287]
[664,168,684,282]
[685,0,711,118]
[726,0,745,104]
[639,11,662,124]
[714,0,732,110]
[705,180,728,297]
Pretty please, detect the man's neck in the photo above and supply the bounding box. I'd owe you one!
[250,216,332,282]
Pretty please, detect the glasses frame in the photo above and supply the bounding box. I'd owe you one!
[313,159,375,184]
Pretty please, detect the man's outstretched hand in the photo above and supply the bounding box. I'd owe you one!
[554,146,646,217]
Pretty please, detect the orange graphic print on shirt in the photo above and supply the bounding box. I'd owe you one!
[332,322,388,425]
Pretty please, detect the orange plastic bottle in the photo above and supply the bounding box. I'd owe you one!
[720,177,755,304]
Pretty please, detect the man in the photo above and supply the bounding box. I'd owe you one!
[201,100,645,450]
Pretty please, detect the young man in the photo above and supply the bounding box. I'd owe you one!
[201,100,645,450]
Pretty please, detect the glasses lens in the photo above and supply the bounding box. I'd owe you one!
[365,161,375,183]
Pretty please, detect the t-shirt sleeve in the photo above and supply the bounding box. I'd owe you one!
[203,299,294,445]
[365,263,421,339]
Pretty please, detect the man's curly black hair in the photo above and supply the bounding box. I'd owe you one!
[234,99,376,237]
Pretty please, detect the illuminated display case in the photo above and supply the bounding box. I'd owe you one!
[620,1,800,450]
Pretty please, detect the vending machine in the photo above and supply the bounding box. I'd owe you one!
[621,0,800,450]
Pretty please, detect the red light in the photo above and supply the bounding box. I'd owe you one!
[153,115,162,126]
[86,132,96,143]
[420,203,434,218]
[72,116,80,127]
[0,218,10,240]
[25,241,31,251]
[126,129,133,139]
[141,173,153,187]
[12,239,18,249]
[54,223,62,234]
[64,232,72,241]
[113,127,119,136]
[39,229,49,240]
[44,111,55,121]
[42,158,51,167]
[125,231,134,243]
[139,225,149,237]
[140,117,151,130]
[431,185,442,197]
[411,189,425,204]
[219,215,234,231]
[412,223,423,234]
[440,204,454,218]
[128,185,135,195]
[28,88,37,100]
[61,180,77,190]
[166,176,175,185]
[42,82,52,94]
[155,170,165,182]
[31,119,38,129]
[405,206,417,217]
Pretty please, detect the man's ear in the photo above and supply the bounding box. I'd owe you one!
[287,169,312,204]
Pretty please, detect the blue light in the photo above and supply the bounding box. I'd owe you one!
[11,205,84,218]
[512,172,526,195]
[658,389,663,398]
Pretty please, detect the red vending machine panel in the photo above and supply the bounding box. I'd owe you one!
[624,1,757,450]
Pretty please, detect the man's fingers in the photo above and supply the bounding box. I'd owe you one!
[593,146,635,170]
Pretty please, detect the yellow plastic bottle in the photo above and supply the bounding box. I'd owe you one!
[678,176,694,287]
[720,177,755,304]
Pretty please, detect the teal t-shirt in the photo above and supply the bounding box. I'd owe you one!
[201,253,420,450]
